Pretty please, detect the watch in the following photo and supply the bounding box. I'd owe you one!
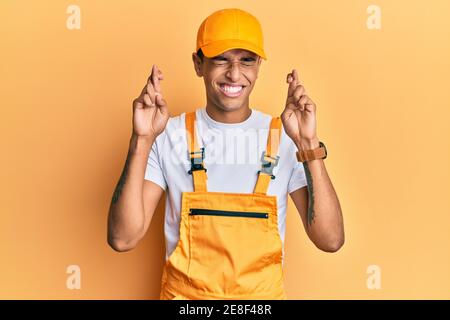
[296,141,327,162]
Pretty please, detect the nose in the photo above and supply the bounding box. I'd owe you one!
[225,62,242,82]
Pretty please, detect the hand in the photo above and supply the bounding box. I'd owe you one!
[281,69,319,148]
[132,64,169,138]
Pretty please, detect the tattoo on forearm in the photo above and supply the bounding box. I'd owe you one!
[112,154,131,205]
[303,161,315,226]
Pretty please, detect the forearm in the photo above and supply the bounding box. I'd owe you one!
[296,138,345,251]
[107,134,155,250]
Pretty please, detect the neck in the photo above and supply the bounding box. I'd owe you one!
[205,103,252,124]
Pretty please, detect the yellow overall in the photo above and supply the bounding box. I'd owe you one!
[159,111,287,300]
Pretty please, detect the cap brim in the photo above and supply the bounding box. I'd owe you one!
[200,39,267,60]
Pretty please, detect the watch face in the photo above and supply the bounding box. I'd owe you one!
[319,141,327,159]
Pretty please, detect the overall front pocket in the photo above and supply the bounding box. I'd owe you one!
[187,207,272,295]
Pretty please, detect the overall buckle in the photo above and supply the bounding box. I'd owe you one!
[188,147,207,175]
[258,151,279,180]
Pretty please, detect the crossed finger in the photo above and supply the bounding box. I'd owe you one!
[287,69,301,97]
[144,64,164,106]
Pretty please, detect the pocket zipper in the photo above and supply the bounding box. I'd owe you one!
[189,208,268,219]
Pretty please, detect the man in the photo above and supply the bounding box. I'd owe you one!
[107,8,344,299]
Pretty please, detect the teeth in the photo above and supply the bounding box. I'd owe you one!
[220,84,243,93]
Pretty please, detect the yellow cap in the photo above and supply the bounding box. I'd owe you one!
[196,8,267,60]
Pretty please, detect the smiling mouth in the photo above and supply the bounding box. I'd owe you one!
[217,83,246,98]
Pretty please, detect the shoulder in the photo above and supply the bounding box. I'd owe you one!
[161,111,191,136]
[167,112,185,129]
[252,109,292,143]
[153,112,186,149]
[251,108,272,124]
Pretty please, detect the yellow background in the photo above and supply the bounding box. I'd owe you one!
[1,0,449,299]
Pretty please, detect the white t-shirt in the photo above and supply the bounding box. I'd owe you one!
[144,107,307,261]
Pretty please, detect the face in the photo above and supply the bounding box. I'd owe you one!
[192,48,262,113]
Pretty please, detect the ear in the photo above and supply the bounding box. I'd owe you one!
[254,56,262,78]
[258,56,262,66]
[192,52,203,77]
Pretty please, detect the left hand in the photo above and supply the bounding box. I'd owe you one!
[281,69,318,148]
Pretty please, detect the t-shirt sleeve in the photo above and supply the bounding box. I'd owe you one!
[144,136,167,191]
[287,161,308,193]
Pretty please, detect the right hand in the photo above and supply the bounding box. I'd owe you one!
[132,64,169,138]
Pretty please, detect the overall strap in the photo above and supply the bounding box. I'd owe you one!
[185,111,207,192]
[253,117,282,195]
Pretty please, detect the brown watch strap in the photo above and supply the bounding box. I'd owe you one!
[296,141,327,162]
